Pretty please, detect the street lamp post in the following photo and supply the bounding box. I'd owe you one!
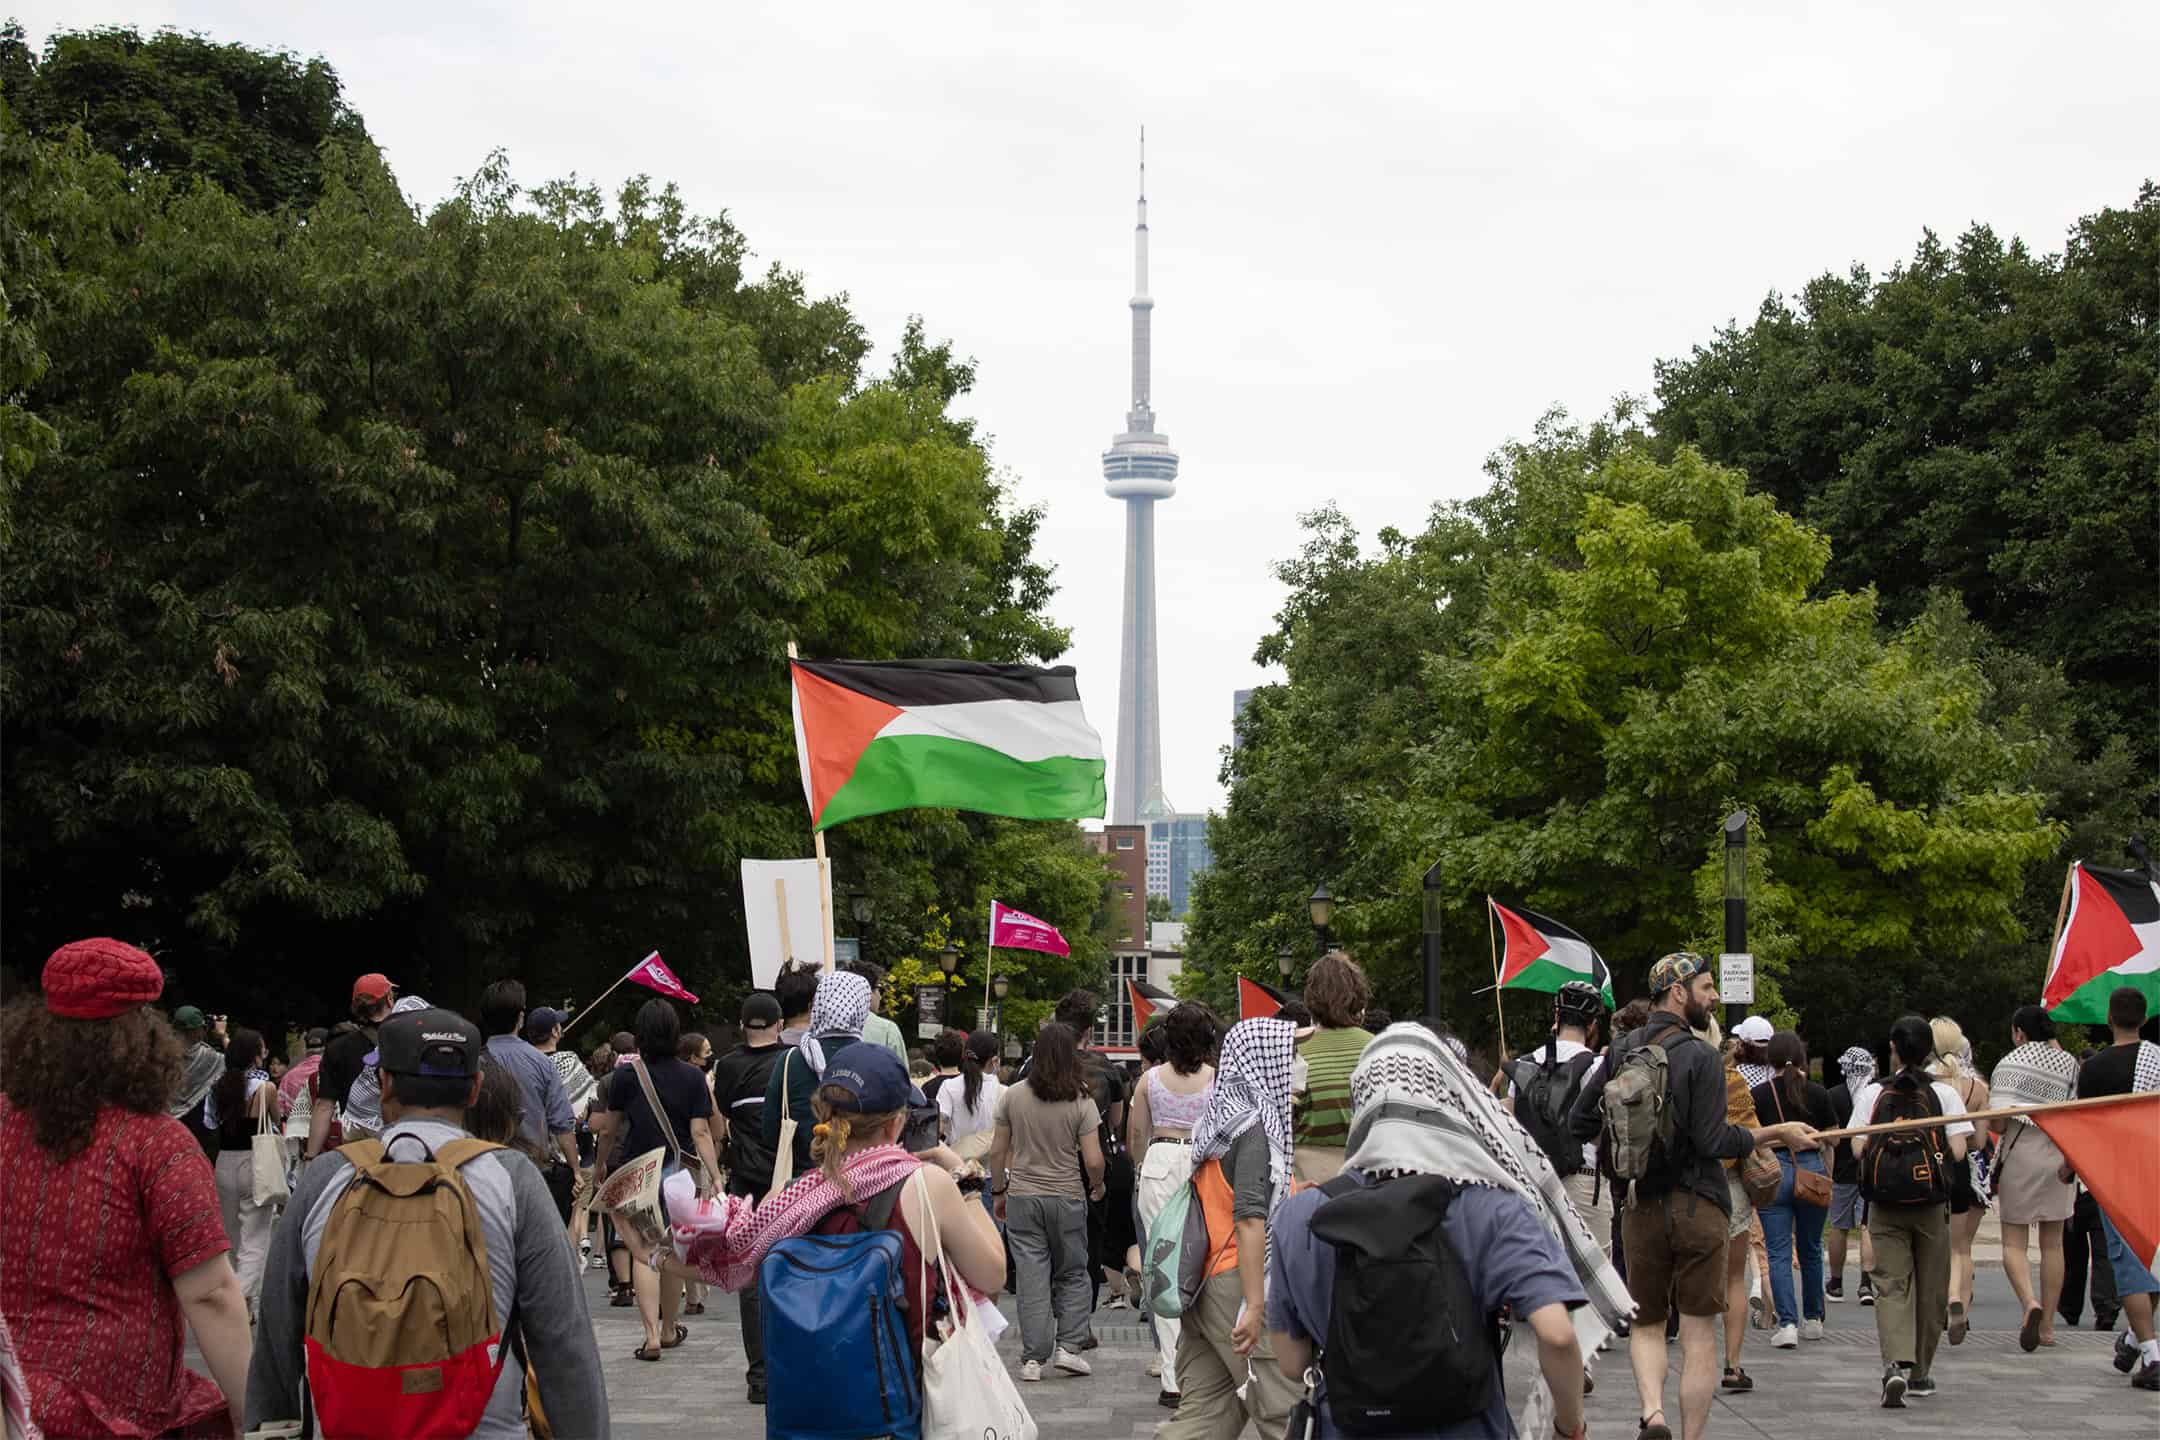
[1422,859,1444,1024]
[1723,810,1747,1032]
[1308,884,1335,957]
[1277,942,1295,983]
[991,973,1010,1038]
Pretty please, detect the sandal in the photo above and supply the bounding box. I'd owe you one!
[1721,1366,1753,1392]
[2020,1306,2042,1352]
[609,1289,634,1309]
[1947,1300,1968,1345]
[682,1302,706,1316]
[661,1323,689,1350]
[634,1343,662,1362]
[1638,1412,1672,1440]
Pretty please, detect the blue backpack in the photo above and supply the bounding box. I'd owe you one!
[760,1182,922,1440]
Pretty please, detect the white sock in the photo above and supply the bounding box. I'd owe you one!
[2140,1337,2159,1365]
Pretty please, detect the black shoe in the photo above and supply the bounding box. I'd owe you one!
[1906,1374,1937,1398]
[1824,1278,1845,1302]
[747,1387,767,1406]
[1881,1365,1907,1408]
[2134,1361,2160,1393]
[1158,1389,1180,1408]
[1721,1366,1752,1392]
[1637,1418,1672,1440]
[1077,1333,1099,1352]
[1583,1368,1595,1396]
[2115,1331,2140,1374]
[2096,1309,2120,1332]
[1858,1278,1875,1307]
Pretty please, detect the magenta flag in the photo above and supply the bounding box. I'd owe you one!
[989,900,1070,958]
[627,950,699,1004]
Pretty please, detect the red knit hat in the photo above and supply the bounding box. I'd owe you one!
[43,938,164,1020]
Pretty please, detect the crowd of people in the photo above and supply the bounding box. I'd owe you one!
[0,934,2154,1440]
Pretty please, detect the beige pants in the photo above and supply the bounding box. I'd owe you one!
[1157,1271,1300,1440]
[1870,1202,1951,1378]
[1136,1140,1197,1393]
[1565,1170,1614,1257]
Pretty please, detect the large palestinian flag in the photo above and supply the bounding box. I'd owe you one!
[2043,862,2160,1024]
[791,659,1106,831]
[1490,899,1613,1006]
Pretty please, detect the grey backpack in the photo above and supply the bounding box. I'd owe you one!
[1600,1040,1675,1182]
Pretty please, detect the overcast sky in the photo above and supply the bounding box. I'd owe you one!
[25,1,2156,814]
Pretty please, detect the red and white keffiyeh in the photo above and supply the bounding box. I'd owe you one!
[668,1143,923,1291]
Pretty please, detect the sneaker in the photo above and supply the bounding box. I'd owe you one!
[2115,1331,2140,1374]
[1824,1278,1845,1302]
[1147,1358,1163,1378]
[1881,1365,1907,1408]
[1800,1318,1825,1341]
[1771,1323,1798,1349]
[1052,1347,1092,1376]
[1019,1360,1043,1383]
[1858,1278,1876,1307]
[2134,1360,2160,1393]
[1158,1389,1180,1408]
[1906,1374,1937,1398]
[1104,1292,1130,1310]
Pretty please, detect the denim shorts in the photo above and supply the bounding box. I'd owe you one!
[1829,1181,1868,1232]
[2101,1209,2159,1298]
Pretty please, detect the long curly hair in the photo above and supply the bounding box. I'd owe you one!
[0,1000,185,1158]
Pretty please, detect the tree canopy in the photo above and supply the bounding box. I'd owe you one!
[1187,419,2072,1065]
[1651,186,2158,773]
[1,22,371,212]
[0,104,1103,1033]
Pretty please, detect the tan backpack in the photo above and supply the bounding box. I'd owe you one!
[304,1137,509,1440]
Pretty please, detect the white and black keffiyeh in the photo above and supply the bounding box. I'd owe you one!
[1989,1041,2079,1124]
[1344,1024,1634,1344]
[1190,1016,1296,1188]
[2133,1040,2160,1095]
[1837,1046,1876,1090]
[799,971,873,1078]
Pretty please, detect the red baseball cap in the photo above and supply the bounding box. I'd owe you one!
[351,973,397,1005]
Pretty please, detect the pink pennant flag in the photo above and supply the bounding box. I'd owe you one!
[626,950,698,1004]
[989,901,1070,958]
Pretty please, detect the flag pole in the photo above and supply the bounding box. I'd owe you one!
[984,899,995,1023]
[1487,896,1508,1085]
[568,965,638,1034]
[1815,1090,2151,1144]
[2044,863,2075,968]
[787,640,838,973]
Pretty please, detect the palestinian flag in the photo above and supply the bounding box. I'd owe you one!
[1490,899,1613,1006]
[1128,980,1179,1031]
[2035,1094,2160,1275]
[1239,973,1292,1023]
[2043,863,2160,1024]
[791,658,1106,831]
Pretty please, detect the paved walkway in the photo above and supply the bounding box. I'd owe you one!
[587,1255,2156,1439]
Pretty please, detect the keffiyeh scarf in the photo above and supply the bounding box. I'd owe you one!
[1988,1041,2078,1125]
[670,1143,924,1290]
[1190,1017,1296,1190]
[1837,1046,1876,1090]
[1344,1025,1634,1345]
[799,971,873,1078]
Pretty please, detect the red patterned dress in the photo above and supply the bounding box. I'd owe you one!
[0,1101,233,1438]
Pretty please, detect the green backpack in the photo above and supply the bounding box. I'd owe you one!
[1600,1040,1676,1183]
[1140,1175,1211,1318]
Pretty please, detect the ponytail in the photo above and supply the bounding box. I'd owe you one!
[961,1045,985,1112]
[809,1089,901,1201]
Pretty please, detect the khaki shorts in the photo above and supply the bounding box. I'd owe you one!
[1623,1189,1731,1322]
[1726,1173,1755,1238]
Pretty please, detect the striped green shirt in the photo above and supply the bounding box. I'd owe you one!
[1293,1026,1375,1149]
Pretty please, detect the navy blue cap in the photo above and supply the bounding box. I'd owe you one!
[820,1042,917,1113]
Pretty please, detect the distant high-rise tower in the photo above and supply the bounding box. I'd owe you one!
[1104,128,1178,825]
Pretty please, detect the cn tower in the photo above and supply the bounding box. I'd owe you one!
[1103,128,1178,826]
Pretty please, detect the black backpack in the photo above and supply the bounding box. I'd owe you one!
[1860,1070,1950,1208]
[1308,1172,1498,1434]
[1512,1048,1599,1178]
[718,1046,783,1197]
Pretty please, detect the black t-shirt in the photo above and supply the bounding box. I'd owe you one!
[1827,1082,1860,1183]
[712,1042,784,1195]
[1750,1078,1835,1137]
[2078,1041,2154,1098]
[604,1058,714,1169]
[318,1028,374,1113]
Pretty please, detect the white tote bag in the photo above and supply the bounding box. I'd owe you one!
[764,1051,798,1202]
[913,1170,1036,1440]
[251,1089,290,1208]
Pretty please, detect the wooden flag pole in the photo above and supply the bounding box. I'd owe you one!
[786,640,838,973]
[775,878,794,967]
[1814,1090,2152,1144]
[2044,863,2076,970]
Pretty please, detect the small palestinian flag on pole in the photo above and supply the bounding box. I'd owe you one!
[791,658,1107,831]
[1239,973,1292,1023]
[1128,979,1179,1031]
[2043,862,2160,1024]
[1489,899,1613,1006]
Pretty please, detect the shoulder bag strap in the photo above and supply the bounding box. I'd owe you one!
[630,1056,688,1166]
[779,1050,793,1124]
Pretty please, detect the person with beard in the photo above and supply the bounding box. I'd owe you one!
[1606,954,1817,1440]
[167,1006,227,1154]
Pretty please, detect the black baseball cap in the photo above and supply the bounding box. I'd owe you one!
[740,993,782,1029]
[374,1007,482,1078]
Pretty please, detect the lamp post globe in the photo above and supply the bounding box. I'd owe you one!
[992,973,1010,1000]
[1308,884,1335,956]
[1277,942,1295,981]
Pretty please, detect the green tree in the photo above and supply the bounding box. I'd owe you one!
[1,22,371,211]
[1651,186,2159,773]
[1146,892,1172,923]
[0,122,1092,1032]
[1187,420,2063,1060]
